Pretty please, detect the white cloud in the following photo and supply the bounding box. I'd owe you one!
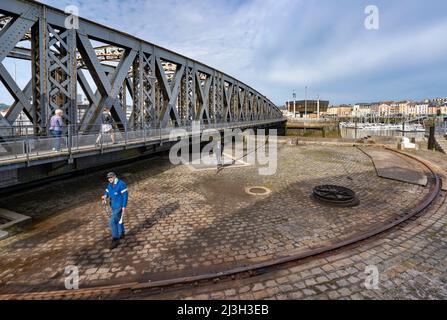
[2,0,447,106]
[266,19,447,87]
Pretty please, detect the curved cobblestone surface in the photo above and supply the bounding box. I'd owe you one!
[0,145,432,295]
[145,190,447,300]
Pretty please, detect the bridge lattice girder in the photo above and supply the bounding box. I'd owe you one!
[0,0,283,137]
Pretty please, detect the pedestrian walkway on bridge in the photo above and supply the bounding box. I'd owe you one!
[0,119,284,167]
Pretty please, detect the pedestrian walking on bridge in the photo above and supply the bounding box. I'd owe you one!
[101,172,128,249]
[96,107,116,146]
[49,109,65,152]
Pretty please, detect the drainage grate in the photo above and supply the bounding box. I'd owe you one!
[312,185,359,207]
[250,187,268,194]
[246,186,271,196]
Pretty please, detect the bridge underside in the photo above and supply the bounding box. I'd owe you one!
[0,0,283,139]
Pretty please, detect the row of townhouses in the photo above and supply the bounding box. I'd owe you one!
[326,99,447,117]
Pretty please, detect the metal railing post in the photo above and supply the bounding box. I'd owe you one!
[25,129,30,165]
[76,126,79,151]
[100,126,104,153]
[159,125,162,145]
[68,124,72,161]
[125,125,128,149]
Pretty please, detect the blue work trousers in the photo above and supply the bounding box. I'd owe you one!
[109,207,125,239]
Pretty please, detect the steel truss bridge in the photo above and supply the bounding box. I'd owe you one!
[0,0,283,138]
[0,0,285,188]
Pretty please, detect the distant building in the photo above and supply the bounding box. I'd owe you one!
[77,102,89,123]
[439,104,447,115]
[352,103,378,117]
[378,102,392,117]
[327,105,352,117]
[285,100,329,118]
[391,101,411,116]
[413,102,429,116]
[0,102,9,112]
[302,98,446,118]
[428,105,439,115]
[432,98,447,106]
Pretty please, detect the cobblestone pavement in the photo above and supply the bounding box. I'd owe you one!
[0,144,439,298]
[146,190,447,300]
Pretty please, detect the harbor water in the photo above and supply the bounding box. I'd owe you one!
[340,128,426,139]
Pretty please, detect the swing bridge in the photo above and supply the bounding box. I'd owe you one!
[0,0,285,188]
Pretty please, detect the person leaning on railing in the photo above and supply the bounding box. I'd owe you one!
[49,109,65,152]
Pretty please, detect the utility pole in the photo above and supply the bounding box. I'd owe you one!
[292,90,296,118]
[317,94,320,119]
[305,86,308,119]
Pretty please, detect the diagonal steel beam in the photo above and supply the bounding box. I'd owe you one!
[237,85,246,121]
[5,79,33,123]
[108,50,137,126]
[0,11,38,62]
[160,64,185,127]
[223,82,233,122]
[77,69,100,106]
[155,56,172,101]
[77,32,112,96]
[0,64,32,117]
[77,33,135,129]
[110,49,137,97]
[195,71,212,123]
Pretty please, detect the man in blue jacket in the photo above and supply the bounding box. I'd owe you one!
[101,172,128,249]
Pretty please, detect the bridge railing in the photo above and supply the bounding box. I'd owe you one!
[434,117,447,135]
[0,119,285,163]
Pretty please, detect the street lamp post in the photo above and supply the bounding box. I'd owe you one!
[317,94,320,119]
[292,90,296,118]
[304,86,308,119]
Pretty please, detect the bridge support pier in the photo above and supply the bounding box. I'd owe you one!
[275,122,287,136]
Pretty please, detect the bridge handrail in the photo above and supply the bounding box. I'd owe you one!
[0,118,285,164]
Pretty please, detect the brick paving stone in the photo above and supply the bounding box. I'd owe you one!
[288,291,304,299]
[303,289,317,296]
[252,283,265,292]
[315,285,328,293]
[224,289,236,296]
[305,278,317,287]
[265,280,277,288]
[238,286,251,294]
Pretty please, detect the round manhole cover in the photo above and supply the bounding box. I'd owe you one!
[312,185,359,207]
[245,186,271,196]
